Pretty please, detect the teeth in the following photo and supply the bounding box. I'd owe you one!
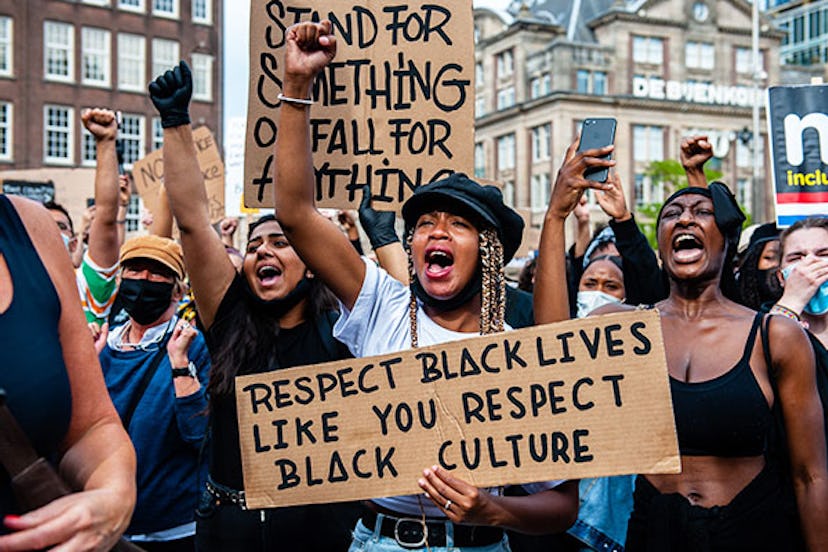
[258,266,280,278]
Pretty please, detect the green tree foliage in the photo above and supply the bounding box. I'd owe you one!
[634,160,750,249]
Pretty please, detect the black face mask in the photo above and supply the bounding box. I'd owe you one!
[118,278,175,325]
[411,266,483,313]
[244,277,313,319]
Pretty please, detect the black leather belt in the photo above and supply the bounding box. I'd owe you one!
[361,509,504,549]
[206,476,247,510]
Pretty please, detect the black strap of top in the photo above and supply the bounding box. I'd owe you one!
[739,311,765,366]
[120,330,173,431]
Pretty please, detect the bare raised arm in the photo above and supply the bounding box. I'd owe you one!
[768,316,828,550]
[534,140,614,324]
[680,135,712,189]
[273,21,365,310]
[149,61,234,328]
[82,109,121,269]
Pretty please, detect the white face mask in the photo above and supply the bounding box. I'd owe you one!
[60,233,72,253]
[576,290,623,318]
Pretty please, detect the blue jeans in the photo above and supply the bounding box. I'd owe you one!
[348,518,513,552]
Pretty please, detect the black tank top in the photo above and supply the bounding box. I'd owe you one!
[0,195,72,518]
[670,312,772,457]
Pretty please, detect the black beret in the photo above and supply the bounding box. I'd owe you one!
[402,173,525,263]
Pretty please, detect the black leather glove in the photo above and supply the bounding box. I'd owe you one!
[358,184,399,249]
[148,60,192,129]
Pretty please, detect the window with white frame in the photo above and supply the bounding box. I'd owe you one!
[633,125,664,163]
[542,73,551,95]
[191,53,213,101]
[82,0,111,6]
[118,34,145,92]
[531,123,551,162]
[531,172,550,214]
[125,194,141,232]
[576,70,590,93]
[593,71,607,95]
[81,128,97,166]
[530,77,541,99]
[0,17,12,77]
[735,47,765,74]
[474,142,485,179]
[0,102,11,161]
[685,41,715,70]
[475,95,486,117]
[153,0,178,18]
[118,0,144,10]
[152,117,163,150]
[152,38,179,80]
[475,62,484,86]
[192,0,211,23]
[632,36,663,65]
[82,27,110,86]
[44,105,74,164]
[119,114,145,166]
[44,21,74,82]
[502,181,515,207]
[496,86,514,110]
[496,134,515,172]
[496,49,513,78]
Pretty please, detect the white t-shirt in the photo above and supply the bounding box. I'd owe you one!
[334,259,564,518]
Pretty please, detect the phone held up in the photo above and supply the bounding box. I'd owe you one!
[577,118,617,182]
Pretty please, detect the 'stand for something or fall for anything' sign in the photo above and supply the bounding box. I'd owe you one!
[244,0,475,211]
[236,310,680,509]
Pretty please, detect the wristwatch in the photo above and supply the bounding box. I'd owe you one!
[171,361,197,379]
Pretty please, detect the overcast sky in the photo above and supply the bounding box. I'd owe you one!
[221,0,512,147]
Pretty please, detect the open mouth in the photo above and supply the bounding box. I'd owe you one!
[672,233,704,263]
[425,248,454,279]
[256,265,283,286]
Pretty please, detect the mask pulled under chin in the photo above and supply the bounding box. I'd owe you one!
[244,276,312,318]
[576,290,623,318]
[410,269,483,313]
[118,278,175,326]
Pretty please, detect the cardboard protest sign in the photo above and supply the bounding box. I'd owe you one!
[132,126,225,223]
[236,310,679,509]
[767,85,828,227]
[244,1,475,211]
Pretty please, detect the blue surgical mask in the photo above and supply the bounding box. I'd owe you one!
[576,290,623,318]
[60,233,71,252]
[781,264,828,316]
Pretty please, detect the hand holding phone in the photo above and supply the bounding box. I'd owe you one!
[577,118,617,182]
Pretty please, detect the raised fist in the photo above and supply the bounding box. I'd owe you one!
[81,108,118,142]
[148,60,192,128]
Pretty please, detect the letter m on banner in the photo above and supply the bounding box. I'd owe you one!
[767,84,828,227]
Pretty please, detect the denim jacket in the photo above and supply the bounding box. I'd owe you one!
[567,476,635,552]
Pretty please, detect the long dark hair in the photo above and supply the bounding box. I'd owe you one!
[206,215,338,399]
[737,239,782,310]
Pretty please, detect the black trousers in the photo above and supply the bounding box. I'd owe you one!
[194,490,365,552]
[625,465,803,552]
[134,537,195,552]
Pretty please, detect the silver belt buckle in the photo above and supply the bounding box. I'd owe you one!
[393,517,428,549]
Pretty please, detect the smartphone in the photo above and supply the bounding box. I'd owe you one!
[577,118,617,182]
[86,197,95,208]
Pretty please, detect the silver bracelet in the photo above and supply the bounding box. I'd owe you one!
[277,93,313,106]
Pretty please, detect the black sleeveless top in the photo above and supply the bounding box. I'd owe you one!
[670,312,772,457]
[0,195,72,519]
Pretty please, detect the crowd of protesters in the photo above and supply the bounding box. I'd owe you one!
[1,18,827,552]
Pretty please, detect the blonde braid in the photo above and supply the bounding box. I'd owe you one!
[479,228,505,335]
[406,230,419,348]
